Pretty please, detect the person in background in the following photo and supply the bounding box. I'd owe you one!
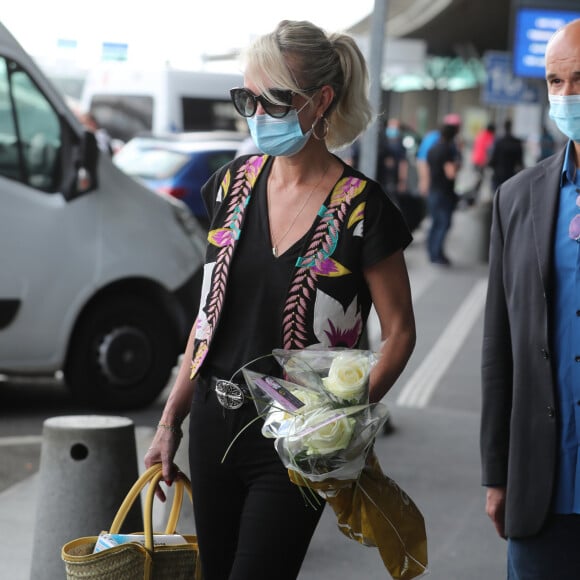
[144,19,416,580]
[469,122,495,202]
[425,124,461,265]
[416,113,462,196]
[488,119,524,191]
[79,111,113,155]
[381,118,409,196]
[481,18,580,579]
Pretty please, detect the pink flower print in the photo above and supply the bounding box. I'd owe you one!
[313,291,363,347]
[323,319,363,348]
[311,257,351,277]
[330,177,366,206]
[208,227,236,248]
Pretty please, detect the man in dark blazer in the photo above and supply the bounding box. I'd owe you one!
[480,18,580,579]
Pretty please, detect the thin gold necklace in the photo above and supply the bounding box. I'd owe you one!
[268,163,330,258]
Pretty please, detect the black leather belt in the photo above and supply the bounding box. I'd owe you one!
[209,376,250,410]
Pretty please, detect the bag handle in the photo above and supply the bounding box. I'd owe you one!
[109,463,193,547]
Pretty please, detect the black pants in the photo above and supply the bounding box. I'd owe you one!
[189,378,325,580]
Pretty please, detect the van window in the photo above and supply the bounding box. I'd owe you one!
[0,58,61,192]
[90,94,153,142]
[181,98,238,132]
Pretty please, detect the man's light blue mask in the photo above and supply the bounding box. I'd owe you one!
[549,94,580,142]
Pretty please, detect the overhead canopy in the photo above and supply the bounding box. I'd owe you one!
[349,0,511,58]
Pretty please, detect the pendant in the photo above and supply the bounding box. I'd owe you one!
[272,246,278,258]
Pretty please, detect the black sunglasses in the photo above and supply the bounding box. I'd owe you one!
[230,87,295,118]
[230,86,321,119]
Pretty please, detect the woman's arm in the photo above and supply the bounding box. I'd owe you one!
[364,250,416,403]
[144,320,198,493]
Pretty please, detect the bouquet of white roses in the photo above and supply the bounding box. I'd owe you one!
[241,347,428,580]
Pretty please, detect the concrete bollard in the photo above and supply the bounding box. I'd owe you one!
[30,415,142,580]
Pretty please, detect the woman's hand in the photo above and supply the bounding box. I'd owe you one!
[144,425,183,502]
[144,323,196,500]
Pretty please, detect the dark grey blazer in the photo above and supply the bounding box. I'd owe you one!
[480,146,566,538]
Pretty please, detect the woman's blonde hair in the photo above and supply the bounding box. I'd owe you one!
[242,20,372,150]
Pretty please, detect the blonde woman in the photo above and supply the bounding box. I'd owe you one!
[146,20,416,580]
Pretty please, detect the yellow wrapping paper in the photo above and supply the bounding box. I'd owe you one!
[289,452,428,579]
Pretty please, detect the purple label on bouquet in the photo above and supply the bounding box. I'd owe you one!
[253,376,305,412]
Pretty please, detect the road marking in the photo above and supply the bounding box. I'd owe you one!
[0,435,42,447]
[410,268,438,302]
[397,277,488,408]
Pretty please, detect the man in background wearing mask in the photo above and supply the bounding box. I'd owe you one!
[416,113,462,196]
[380,118,408,196]
[480,18,580,580]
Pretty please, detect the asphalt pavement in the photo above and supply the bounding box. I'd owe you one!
[0,191,508,579]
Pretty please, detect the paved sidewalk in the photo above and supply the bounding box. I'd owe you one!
[0,427,158,580]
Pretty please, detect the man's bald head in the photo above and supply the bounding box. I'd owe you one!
[546,18,580,62]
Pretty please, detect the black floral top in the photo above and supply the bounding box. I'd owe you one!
[189,154,412,380]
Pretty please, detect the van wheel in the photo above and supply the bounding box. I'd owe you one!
[64,295,179,410]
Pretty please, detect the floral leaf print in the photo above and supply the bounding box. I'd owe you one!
[348,202,365,229]
[216,169,231,203]
[310,257,351,277]
[282,176,368,349]
[194,262,216,342]
[190,342,208,379]
[330,177,366,206]
[190,155,268,379]
[313,290,363,347]
[208,227,236,248]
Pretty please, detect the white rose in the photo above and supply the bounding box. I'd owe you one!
[263,388,325,438]
[299,411,355,456]
[322,353,369,402]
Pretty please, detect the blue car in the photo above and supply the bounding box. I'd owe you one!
[114,132,245,223]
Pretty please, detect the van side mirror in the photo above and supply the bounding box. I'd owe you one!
[76,130,99,195]
[63,130,99,200]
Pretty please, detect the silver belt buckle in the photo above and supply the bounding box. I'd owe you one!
[215,379,245,410]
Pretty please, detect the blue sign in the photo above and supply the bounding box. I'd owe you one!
[482,51,539,106]
[101,42,128,62]
[57,39,77,50]
[513,8,580,78]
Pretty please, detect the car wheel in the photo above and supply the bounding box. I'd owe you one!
[64,294,179,410]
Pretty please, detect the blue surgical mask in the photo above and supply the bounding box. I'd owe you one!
[549,94,580,142]
[246,106,313,157]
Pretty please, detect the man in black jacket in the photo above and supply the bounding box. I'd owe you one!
[481,18,580,579]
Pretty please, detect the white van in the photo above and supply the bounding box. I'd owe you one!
[0,22,207,410]
[80,64,244,142]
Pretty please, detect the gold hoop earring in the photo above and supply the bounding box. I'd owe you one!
[312,116,329,141]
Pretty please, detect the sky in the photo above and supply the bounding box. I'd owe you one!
[3,2,374,71]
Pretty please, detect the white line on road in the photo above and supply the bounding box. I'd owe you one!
[0,435,42,447]
[397,277,488,408]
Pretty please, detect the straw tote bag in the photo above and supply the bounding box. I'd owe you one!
[62,464,201,580]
